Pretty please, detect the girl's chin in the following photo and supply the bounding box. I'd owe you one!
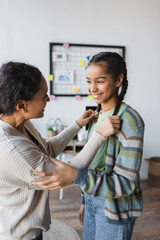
[94,99,103,104]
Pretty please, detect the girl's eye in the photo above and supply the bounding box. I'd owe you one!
[97,81,104,83]
[86,80,91,84]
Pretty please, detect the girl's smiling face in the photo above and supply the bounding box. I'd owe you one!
[86,63,120,109]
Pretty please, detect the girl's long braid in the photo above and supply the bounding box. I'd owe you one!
[112,68,128,115]
[88,52,128,118]
[95,104,101,118]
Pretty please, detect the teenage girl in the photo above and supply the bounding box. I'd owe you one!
[77,52,145,240]
[33,52,144,240]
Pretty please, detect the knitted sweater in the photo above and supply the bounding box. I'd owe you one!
[74,104,145,224]
[0,119,106,240]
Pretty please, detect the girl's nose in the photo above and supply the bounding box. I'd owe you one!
[91,83,97,92]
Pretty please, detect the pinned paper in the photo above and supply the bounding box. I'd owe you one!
[52,52,67,62]
[63,43,69,49]
[88,95,93,100]
[75,95,81,100]
[79,60,85,66]
[55,70,74,84]
[48,74,53,81]
[56,54,63,59]
[73,88,79,92]
[50,95,56,101]
[87,56,91,61]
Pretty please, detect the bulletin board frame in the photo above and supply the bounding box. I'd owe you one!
[49,42,125,97]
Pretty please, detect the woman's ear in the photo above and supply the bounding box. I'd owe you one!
[116,74,124,87]
[15,100,27,113]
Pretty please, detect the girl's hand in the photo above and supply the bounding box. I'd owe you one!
[32,158,77,190]
[79,204,85,225]
[97,116,121,137]
[76,109,95,128]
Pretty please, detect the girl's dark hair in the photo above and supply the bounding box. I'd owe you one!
[88,52,128,116]
[0,62,42,115]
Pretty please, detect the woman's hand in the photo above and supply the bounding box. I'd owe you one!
[76,109,95,128]
[79,204,85,225]
[32,158,78,190]
[97,116,121,137]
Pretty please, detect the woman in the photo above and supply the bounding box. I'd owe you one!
[0,61,120,240]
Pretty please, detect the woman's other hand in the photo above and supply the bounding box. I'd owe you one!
[32,158,77,190]
[76,109,95,128]
[97,116,121,137]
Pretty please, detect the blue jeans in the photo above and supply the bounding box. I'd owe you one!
[83,195,135,240]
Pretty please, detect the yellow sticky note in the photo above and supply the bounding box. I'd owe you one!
[73,88,79,92]
[88,95,93,100]
[79,60,85,66]
[48,74,53,81]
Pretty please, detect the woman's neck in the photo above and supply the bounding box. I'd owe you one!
[0,114,26,133]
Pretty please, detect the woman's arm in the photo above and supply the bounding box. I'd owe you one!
[32,116,121,188]
[37,110,95,157]
[68,116,121,169]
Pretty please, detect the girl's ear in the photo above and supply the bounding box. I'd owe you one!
[15,100,27,113]
[116,74,124,87]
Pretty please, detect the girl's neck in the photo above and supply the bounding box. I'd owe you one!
[101,104,116,114]
[101,101,116,114]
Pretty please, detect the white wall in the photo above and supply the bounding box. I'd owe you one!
[0,0,160,179]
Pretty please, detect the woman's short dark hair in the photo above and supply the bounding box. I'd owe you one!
[0,62,42,115]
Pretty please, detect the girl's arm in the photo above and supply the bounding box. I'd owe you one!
[74,125,144,199]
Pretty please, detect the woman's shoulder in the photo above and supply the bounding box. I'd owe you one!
[25,120,40,137]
